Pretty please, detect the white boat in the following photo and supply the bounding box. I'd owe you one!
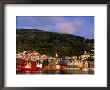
[83,68,88,71]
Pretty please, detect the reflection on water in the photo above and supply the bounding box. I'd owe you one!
[16,70,94,74]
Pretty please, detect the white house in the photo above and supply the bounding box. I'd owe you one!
[81,51,90,60]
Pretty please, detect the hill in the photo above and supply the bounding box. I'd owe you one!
[16,29,94,57]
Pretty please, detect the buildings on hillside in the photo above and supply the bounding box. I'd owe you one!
[16,50,94,73]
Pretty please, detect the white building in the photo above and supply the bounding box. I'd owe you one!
[81,51,90,60]
[71,56,77,60]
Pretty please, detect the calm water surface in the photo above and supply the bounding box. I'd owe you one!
[17,70,94,74]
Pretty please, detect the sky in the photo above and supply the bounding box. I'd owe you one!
[16,16,94,39]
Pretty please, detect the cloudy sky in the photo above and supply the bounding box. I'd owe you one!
[16,16,94,39]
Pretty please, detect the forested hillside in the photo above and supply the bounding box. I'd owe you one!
[16,29,94,57]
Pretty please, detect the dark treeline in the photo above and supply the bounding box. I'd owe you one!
[16,29,94,57]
